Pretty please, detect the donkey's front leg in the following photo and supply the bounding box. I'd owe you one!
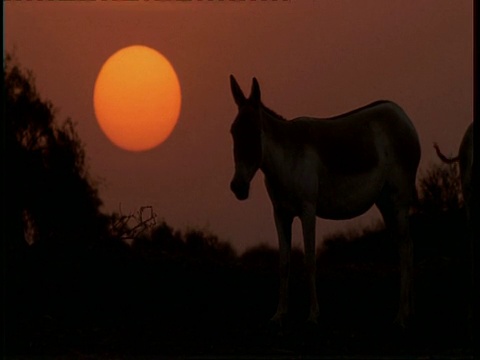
[271,209,293,326]
[301,209,320,324]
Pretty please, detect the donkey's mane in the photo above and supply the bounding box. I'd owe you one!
[325,100,390,120]
[261,103,288,121]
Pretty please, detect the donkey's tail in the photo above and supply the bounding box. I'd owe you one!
[433,143,459,164]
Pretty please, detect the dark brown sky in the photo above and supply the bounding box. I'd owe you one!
[5,1,473,252]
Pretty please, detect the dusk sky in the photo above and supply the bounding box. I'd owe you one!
[5,0,473,253]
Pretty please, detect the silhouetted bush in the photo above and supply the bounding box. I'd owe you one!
[412,160,469,279]
[240,244,277,271]
[184,228,237,265]
[150,220,184,253]
[321,224,395,266]
[417,162,462,213]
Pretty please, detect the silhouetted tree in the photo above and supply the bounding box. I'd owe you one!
[4,53,105,252]
[4,53,113,356]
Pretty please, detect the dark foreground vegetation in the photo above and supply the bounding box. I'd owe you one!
[4,55,475,359]
[6,214,474,359]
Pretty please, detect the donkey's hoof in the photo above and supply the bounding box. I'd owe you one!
[306,311,320,326]
[270,313,287,328]
[269,313,291,336]
[393,313,413,331]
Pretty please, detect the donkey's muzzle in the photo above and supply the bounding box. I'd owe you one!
[230,179,250,200]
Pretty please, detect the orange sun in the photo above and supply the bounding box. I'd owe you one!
[93,45,181,151]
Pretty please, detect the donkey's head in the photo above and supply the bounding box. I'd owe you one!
[229,75,263,200]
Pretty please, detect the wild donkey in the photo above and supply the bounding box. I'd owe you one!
[229,76,420,328]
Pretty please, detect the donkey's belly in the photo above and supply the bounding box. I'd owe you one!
[315,171,384,220]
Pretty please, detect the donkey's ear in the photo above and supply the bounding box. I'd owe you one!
[230,75,246,107]
[249,77,261,106]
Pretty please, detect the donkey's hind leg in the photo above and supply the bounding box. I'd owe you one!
[300,208,320,324]
[377,194,415,329]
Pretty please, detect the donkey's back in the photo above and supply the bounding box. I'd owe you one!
[289,100,419,175]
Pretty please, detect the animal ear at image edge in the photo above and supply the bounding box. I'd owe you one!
[230,74,246,107]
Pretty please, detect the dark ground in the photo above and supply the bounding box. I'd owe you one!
[4,213,476,359]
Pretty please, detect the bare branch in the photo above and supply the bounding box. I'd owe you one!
[110,205,157,241]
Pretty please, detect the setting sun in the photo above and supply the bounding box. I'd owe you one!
[93,45,181,151]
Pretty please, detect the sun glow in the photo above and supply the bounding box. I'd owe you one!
[93,45,181,151]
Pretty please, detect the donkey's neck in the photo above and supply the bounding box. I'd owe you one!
[259,106,298,177]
